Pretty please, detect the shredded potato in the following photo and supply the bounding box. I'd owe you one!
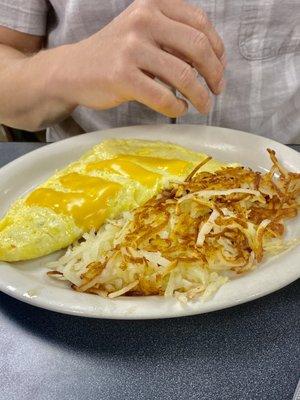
[48,149,300,301]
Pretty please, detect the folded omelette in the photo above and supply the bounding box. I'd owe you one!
[0,139,228,262]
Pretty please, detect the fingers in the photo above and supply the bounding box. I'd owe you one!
[158,0,225,63]
[154,16,224,95]
[138,47,212,114]
[127,71,188,117]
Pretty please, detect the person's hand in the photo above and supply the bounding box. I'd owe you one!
[57,0,226,117]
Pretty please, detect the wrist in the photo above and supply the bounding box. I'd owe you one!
[38,44,79,111]
[15,45,79,130]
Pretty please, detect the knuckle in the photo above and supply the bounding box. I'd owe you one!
[135,0,153,6]
[191,31,209,51]
[123,33,140,57]
[142,0,157,5]
[140,0,158,7]
[129,6,151,29]
[194,8,210,30]
[178,65,196,90]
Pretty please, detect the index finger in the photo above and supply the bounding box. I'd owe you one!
[158,0,226,64]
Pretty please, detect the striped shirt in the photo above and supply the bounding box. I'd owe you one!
[0,0,299,143]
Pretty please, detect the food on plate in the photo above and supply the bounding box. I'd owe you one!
[48,149,300,301]
[0,139,231,262]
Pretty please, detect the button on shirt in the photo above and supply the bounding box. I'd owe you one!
[0,0,299,143]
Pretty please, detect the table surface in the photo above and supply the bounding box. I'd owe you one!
[0,142,299,400]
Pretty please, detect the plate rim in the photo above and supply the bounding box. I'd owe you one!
[0,264,299,320]
[1,124,299,319]
[1,124,300,173]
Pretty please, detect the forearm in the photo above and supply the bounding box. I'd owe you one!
[0,44,75,131]
[0,0,226,131]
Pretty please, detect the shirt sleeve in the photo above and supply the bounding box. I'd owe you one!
[0,0,49,36]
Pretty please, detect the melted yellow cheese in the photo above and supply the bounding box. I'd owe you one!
[25,157,191,230]
[86,158,161,187]
[0,139,230,262]
[119,155,190,175]
[26,173,121,230]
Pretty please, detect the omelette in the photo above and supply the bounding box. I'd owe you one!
[0,139,229,262]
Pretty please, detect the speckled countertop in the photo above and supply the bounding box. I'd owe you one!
[0,142,299,400]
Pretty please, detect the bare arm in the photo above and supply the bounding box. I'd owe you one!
[0,0,226,132]
[0,27,76,131]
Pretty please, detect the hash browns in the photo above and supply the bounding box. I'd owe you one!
[48,149,300,301]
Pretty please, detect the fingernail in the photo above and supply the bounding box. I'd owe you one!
[178,98,188,116]
[203,98,212,114]
[217,78,226,93]
[221,53,227,68]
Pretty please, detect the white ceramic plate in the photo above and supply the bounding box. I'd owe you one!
[0,125,299,319]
